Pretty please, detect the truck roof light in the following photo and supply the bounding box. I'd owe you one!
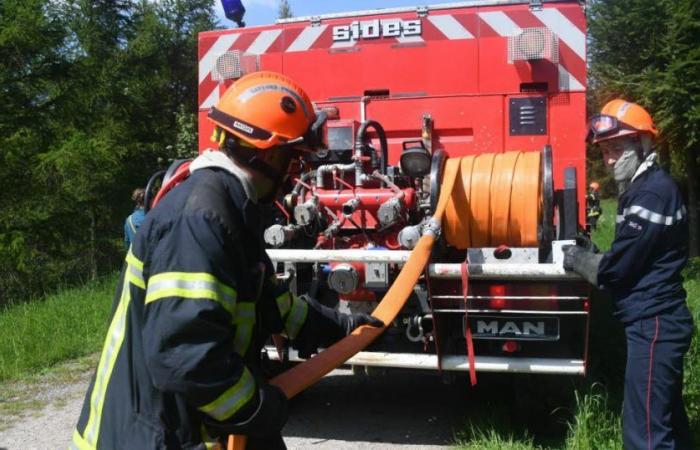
[508,27,558,63]
[213,50,260,81]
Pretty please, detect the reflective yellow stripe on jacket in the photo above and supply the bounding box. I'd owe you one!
[283,293,308,340]
[145,272,237,315]
[125,249,145,289]
[70,429,93,450]
[78,252,144,448]
[198,366,256,421]
[232,301,256,355]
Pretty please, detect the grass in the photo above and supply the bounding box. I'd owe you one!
[590,199,617,251]
[0,272,117,382]
[455,198,700,449]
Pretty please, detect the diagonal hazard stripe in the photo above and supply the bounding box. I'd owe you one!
[428,14,474,39]
[532,8,585,59]
[245,29,282,55]
[558,64,584,91]
[478,11,521,37]
[199,34,239,84]
[286,25,328,52]
[200,86,220,109]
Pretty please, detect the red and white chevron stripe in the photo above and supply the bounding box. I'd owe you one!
[199,6,586,109]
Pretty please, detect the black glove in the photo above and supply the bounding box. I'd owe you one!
[574,234,599,253]
[562,245,603,287]
[292,295,384,358]
[203,383,288,439]
[337,309,385,335]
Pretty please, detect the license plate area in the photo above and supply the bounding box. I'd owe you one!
[467,315,560,341]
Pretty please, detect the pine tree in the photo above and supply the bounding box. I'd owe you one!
[588,0,700,255]
[278,0,293,20]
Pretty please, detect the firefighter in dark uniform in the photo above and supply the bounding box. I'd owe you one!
[586,181,602,231]
[71,71,382,450]
[564,99,694,449]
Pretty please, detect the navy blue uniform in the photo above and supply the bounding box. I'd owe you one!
[72,163,310,449]
[598,163,694,449]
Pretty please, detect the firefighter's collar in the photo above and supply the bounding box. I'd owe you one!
[190,149,258,203]
[631,151,657,183]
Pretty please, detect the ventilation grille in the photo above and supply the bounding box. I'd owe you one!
[213,51,260,81]
[508,27,558,63]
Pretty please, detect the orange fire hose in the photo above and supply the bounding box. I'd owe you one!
[227,150,541,450]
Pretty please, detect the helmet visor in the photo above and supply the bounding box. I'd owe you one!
[589,114,618,137]
[587,114,640,144]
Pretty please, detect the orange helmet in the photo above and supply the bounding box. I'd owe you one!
[208,71,322,150]
[587,99,658,144]
[589,182,600,191]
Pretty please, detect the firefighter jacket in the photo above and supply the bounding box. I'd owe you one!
[586,191,601,217]
[71,154,309,449]
[598,157,688,324]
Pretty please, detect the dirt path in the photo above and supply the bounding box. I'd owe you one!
[1,367,467,449]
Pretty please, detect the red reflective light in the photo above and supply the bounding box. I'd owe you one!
[502,340,520,353]
[489,284,509,309]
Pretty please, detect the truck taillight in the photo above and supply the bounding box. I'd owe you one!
[502,340,520,353]
[488,284,509,309]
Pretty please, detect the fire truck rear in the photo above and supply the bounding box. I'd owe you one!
[196,0,590,376]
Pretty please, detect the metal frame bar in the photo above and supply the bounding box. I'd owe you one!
[276,1,575,24]
[431,295,587,300]
[264,347,585,375]
[266,249,581,281]
[433,308,589,315]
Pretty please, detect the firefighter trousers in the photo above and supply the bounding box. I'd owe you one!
[623,302,694,450]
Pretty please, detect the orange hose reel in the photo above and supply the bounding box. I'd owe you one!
[444,150,542,249]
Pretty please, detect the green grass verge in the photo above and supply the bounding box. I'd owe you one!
[0,272,117,381]
[455,199,700,449]
[590,199,617,251]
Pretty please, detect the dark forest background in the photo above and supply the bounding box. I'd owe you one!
[0,0,698,307]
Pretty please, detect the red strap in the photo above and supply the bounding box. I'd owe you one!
[460,260,477,386]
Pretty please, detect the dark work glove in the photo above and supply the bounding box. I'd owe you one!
[203,383,288,440]
[292,295,384,358]
[574,234,599,253]
[338,309,385,335]
[562,245,603,287]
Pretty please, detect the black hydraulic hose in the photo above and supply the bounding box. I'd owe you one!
[292,170,316,195]
[355,120,388,176]
[144,170,165,214]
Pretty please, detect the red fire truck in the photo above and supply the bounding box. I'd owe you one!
[194,0,589,376]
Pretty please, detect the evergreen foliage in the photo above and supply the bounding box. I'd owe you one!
[0,0,217,307]
[278,0,293,20]
[588,0,700,255]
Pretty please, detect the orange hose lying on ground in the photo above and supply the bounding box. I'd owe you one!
[228,150,541,450]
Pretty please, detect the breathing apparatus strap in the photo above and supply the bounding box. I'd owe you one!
[460,259,477,386]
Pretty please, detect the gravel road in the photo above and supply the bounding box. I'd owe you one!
[1,368,470,449]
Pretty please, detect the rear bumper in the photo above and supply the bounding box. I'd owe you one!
[265,347,586,375]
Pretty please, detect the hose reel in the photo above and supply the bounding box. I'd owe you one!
[433,146,554,249]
